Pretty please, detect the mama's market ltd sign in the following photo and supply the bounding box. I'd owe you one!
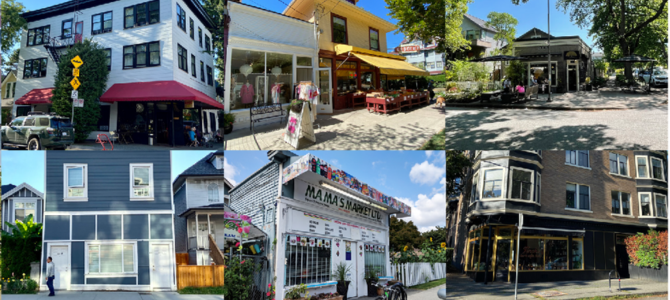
[294,180,383,222]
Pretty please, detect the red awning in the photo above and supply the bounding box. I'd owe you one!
[15,88,54,105]
[100,81,223,109]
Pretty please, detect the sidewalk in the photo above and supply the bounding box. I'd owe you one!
[65,141,223,150]
[446,273,668,300]
[224,104,446,150]
[0,291,223,300]
[357,285,444,300]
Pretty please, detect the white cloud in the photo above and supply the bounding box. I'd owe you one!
[440,177,446,186]
[425,151,434,159]
[372,161,384,168]
[399,193,446,233]
[409,161,445,186]
[224,157,239,185]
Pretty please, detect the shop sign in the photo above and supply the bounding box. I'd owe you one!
[224,227,241,240]
[564,51,579,60]
[288,209,387,244]
[294,180,383,222]
[395,44,420,54]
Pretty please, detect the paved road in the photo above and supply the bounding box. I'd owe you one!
[444,106,668,149]
[1,291,223,300]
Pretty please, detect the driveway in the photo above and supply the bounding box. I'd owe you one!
[1,291,223,300]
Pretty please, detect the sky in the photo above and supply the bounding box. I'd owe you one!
[0,150,213,193]
[224,150,446,232]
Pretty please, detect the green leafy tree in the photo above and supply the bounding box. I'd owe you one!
[389,216,424,252]
[486,12,518,76]
[445,60,490,81]
[506,60,528,85]
[446,150,472,197]
[51,39,109,142]
[422,226,447,248]
[1,214,43,279]
[3,48,20,75]
[202,0,224,83]
[1,0,27,53]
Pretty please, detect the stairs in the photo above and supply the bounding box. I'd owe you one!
[209,234,225,265]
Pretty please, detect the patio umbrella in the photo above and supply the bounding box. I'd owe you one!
[613,54,657,92]
[469,55,529,83]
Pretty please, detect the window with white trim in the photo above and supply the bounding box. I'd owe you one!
[566,183,590,211]
[64,164,88,200]
[285,235,331,286]
[636,156,649,178]
[13,201,36,223]
[130,163,154,199]
[639,193,653,216]
[609,152,628,176]
[207,183,220,202]
[470,172,479,203]
[87,243,136,274]
[509,168,533,200]
[482,169,503,199]
[651,157,665,181]
[655,194,667,218]
[536,174,541,203]
[611,191,631,215]
[566,151,589,168]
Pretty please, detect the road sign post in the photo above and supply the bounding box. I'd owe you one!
[70,56,83,125]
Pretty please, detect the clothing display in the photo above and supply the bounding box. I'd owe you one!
[294,82,320,104]
[240,83,254,104]
[272,83,283,104]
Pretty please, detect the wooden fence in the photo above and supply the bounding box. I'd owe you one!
[176,265,225,290]
[176,253,189,265]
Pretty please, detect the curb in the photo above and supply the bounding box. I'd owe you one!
[550,291,668,300]
[442,103,627,111]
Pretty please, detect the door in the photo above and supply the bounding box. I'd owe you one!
[150,244,172,289]
[317,68,333,114]
[494,239,511,282]
[345,241,357,298]
[75,21,83,43]
[568,65,577,91]
[48,244,70,290]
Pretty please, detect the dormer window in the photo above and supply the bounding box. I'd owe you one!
[64,164,88,201]
[332,14,347,44]
[215,156,224,169]
[130,163,154,200]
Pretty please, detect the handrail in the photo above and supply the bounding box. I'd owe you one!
[209,234,225,265]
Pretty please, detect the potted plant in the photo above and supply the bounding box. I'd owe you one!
[364,268,379,296]
[585,77,592,91]
[223,112,235,134]
[285,284,309,300]
[332,262,351,300]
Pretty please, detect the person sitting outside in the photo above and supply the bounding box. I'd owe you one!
[503,77,512,93]
[188,127,199,147]
[530,77,538,87]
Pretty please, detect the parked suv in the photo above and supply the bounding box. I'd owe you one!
[2,112,75,150]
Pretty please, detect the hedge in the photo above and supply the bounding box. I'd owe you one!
[625,230,668,269]
[0,236,42,279]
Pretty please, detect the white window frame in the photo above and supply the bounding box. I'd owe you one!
[565,150,590,169]
[611,190,632,216]
[653,193,667,219]
[63,163,88,201]
[507,167,534,201]
[480,167,506,200]
[11,198,39,224]
[609,152,630,177]
[650,157,666,182]
[536,173,541,204]
[635,155,650,179]
[565,182,592,213]
[638,192,654,217]
[521,150,542,157]
[207,183,220,203]
[470,171,479,204]
[84,241,138,276]
[129,163,154,201]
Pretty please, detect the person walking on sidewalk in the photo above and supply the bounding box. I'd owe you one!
[46,257,56,297]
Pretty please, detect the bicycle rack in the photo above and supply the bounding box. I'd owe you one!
[609,270,621,292]
[96,134,114,151]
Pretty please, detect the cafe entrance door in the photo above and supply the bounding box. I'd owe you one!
[494,239,512,282]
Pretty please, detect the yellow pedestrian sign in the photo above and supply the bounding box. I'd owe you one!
[71,55,83,68]
[70,77,81,90]
[72,68,80,77]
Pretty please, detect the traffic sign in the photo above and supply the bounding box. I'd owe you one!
[70,77,81,90]
[72,68,80,77]
[73,99,84,108]
[71,55,83,68]
[71,90,78,99]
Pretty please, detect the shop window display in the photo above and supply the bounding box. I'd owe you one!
[361,62,376,90]
[229,49,294,109]
[336,60,358,96]
[544,240,568,270]
[529,63,557,86]
[517,239,543,270]
[285,235,332,286]
[364,244,386,277]
[571,239,583,269]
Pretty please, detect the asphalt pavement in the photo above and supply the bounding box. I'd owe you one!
[357,285,445,300]
[0,291,223,300]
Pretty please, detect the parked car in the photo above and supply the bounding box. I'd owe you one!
[438,288,447,299]
[2,112,75,150]
[647,70,668,86]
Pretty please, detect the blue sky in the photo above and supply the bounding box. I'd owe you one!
[224,150,446,232]
[0,150,213,193]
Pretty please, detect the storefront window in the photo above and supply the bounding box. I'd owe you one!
[319,58,332,68]
[529,63,557,86]
[267,52,293,105]
[476,238,492,271]
[468,240,479,270]
[285,235,332,286]
[544,240,568,270]
[361,63,376,91]
[518,239,543,270]
[364,244,386,277]
[297,57,312,66]
[336,60,358,96]
[571,239,583,269]
[229,50,295,109]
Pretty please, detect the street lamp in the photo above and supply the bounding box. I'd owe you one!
[547,0,552,102]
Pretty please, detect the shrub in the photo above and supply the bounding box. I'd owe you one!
[1,215,43,279]
[222,257,259,300]
[2,274,38,294]
[625,230,668,268]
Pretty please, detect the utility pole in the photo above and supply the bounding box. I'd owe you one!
[547,0,552,102]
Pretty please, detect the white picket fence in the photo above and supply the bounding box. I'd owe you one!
[390,263,447,287]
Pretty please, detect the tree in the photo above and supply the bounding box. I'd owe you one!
[422,226,447,249]
[486,12,518,77]
[389,216,424,252]
[1,0,27,53]
[202,0,225,83]
[385,0,471,55]
[51,39,109,142]
[1,214,43,279]
[446,150,471,197]
[3,48,19,75]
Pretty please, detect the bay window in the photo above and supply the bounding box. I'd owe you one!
[64,164,88,201]
[636,156,649,178]
[651,157,665,181]
[655,194,667,218]
[482,169,503,199]
[130,163,154,200]
[470,172,479,203]
[509,167,533,201]
[609,152,628,176]
[639,193,653,216]
[566,183,590,211]
[87,243,136,274]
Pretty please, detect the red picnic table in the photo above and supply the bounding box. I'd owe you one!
[366,91,430,115]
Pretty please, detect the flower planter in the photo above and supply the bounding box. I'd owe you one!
[328,296,344,300]
[336,281,350,300]
[366,282,378,296]
[223,124,233,134]
[627,264,668,282]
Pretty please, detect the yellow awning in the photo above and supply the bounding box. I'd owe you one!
[334,45,430,77]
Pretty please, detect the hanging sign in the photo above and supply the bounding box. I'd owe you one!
[396,44,420,53]
[283,103,315,149]
[294,179,383,222]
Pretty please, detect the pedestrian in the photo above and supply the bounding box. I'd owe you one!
[46,256,55,297]
[188,127,198,147]
[427,80,435,101]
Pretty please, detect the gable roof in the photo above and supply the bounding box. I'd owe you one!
[172,150,223,189]
[515,27,555,41]
[1,70,17,87]
[1,184,17,196]
[464,14,497,32]
[224,177,234,190]
[2,183,44,201]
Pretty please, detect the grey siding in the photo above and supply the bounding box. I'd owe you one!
[36,199,42,223]
[150,214,173,239]
[97,215,122,240]
[71,242,85,285]
[86,277,136,285]
[229,162,280,232]
[44,215,70,240]
[123,214,149,240]
[174,186,188,253]
[72,215,96,240]
[45,151,172,212]
[42,242,48,276]
[138,241,150,285]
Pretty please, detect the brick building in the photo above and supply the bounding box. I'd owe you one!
[447,150,668,283]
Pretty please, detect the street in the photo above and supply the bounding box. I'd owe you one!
[0,291,223,300]
[444,106,667,149]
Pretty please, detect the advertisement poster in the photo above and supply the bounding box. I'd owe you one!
[345,241,352,261]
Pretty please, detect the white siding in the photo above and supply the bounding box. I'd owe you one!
[185,177,224,209]
[228,2,315,49]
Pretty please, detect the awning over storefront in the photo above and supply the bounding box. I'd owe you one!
[15,88,54,105]
[334,45,430,77]
[100,80,224,109]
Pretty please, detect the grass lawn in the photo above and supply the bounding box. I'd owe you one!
[419,129,445,150]
[178,286,224,294]
[408,279,445,290]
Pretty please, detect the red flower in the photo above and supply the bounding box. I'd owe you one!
[241,260,245,264]
[268,283,272,288]
[267,292,271,296]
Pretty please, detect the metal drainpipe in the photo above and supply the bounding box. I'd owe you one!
[483,220,492,284]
